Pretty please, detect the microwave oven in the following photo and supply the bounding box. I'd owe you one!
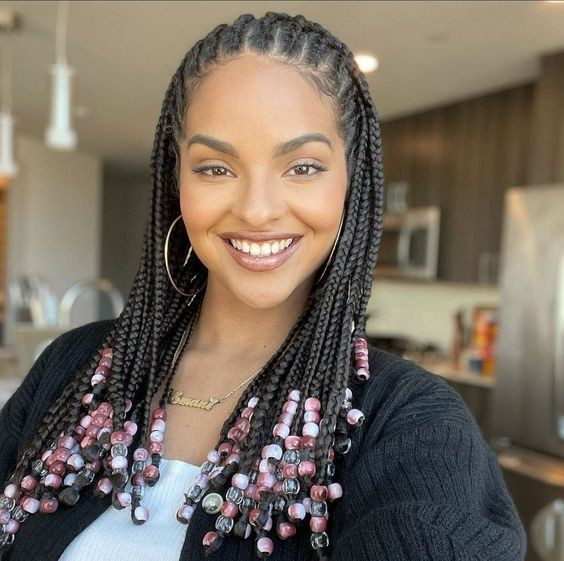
[375,205,441,280]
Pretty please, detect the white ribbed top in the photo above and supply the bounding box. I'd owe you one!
[59,458,201,561]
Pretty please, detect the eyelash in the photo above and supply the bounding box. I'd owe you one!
[192,160,328,178]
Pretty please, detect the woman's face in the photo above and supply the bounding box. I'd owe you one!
[179,54,348,309]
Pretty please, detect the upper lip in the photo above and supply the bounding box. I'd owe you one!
[220,232,303,242]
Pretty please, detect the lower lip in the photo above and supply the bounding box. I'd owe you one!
[221,237,302,271]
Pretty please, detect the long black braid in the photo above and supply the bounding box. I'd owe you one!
[0,11,385,559]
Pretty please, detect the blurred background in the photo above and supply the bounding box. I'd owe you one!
[0,1,562,558]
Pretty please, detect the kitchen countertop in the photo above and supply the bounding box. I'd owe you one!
[413,357,495,388]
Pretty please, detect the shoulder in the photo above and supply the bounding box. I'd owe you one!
[353,343,482,447]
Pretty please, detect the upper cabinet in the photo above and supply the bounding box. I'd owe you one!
[380,51,564,285]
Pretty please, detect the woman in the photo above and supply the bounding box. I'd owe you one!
[0,11,526,561]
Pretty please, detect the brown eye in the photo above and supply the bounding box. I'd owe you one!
[193,165,233,177]
[287,160,328,177]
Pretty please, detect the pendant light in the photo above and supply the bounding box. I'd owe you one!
[0,10,19,178]
[44,0,77,151]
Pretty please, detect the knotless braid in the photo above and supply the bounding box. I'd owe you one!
[0,11,385,560]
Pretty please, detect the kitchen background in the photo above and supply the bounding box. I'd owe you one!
[0,1,563,559]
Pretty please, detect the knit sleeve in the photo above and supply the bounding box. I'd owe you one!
[0,338,58,487]
[329,366,527,560]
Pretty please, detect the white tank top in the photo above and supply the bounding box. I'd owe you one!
[59,458,201,561]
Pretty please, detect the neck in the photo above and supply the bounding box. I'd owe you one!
[188,273,314,359]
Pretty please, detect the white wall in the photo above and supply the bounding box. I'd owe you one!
[4,134,103,343]
[366,279,500,354]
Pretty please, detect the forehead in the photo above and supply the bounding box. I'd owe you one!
[184,54,339,146]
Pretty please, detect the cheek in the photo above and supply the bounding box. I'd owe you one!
[294,182,345,237]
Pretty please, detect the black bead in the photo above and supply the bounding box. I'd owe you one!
[83,444,101,463]
[58,486,80,506]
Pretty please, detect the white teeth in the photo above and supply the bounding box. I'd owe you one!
[228,237,295,256]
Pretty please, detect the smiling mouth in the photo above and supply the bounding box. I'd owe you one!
[220,235,302,272]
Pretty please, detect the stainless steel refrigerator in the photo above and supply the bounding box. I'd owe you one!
[490,183,564,561]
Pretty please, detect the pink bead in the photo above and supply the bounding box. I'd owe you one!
[149,430,164,443]
[97,478,113,495]
[232,473,249,490]
[283,464,298,478]
[203,531,219,547]
[288,502,306,520]
[288,389,300,402]
[310,485,328,501]
[298,460,316,477]
[328,482,343,500]
[81,393,94,406]
[44,473,62,489]
[277,521,296,539]
[221,500,238,518]
[124,421,138,435]
[218,442,233,457]
[58,435,77,450]
[41,449,52,462]
[207,450,220,464]
[258,459,274,474]
[243,483,256,498]
[20,475,38,491]
[133,447,149,462]
[92,414,107,428]
[256,536,273,554]
[49,461,66,476]
[226,453,240,465]
[152,408,167,421]
[241,406,254,420]
[284,435,301,449]
[86,424,100,439]
[310,516,328,532]
[347,408,365,426]
[235,417,250,432]
[272,481,283,494]
[111,455,128,469]
[22,496,40,514]
[143,464,159,481]
[124,432,133,447]
[131,473,145,486]
[149,441,163,454]
[102,347,113,358]
[278,412,293,425]
[103,418,114,428]
[5,518,20,534]
[117,492,132,507]
[90,374,106,386]
[40,496,59,514]
[273,423,290,438]
[98,402,113,416]
[247,397,259,408]
[86,460,101,473]
[95,366,110,378]
[304,410,321,424]
[256,472,275,488]
[80,435,95,449]
[177,504,194,521]
[125,399,133,412]
[150,419,165,432]
[79,415,93,429]
[0,510,10,524]
[134,505,149,521]
[356,367,370,380]
[99,355,112,368]
[3,484,20,499]
[74,425,86,440]
[110,430,126,444]
[227,427,242,441]
[262,444,282,460]
[283,400,298,415]
[305,397,321,412]
[302,422,320,438]
[194,473,209,488]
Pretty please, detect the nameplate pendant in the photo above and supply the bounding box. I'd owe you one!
[167,389,220,411]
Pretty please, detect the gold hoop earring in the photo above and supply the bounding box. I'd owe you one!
[164,214,207,298]
[316,210,345,286]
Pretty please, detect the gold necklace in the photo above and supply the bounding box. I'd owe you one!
[166,369,259,411]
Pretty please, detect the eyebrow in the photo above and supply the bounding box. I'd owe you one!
[186,133,333,158]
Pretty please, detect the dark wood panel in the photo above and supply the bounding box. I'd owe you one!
[381,82,535,283]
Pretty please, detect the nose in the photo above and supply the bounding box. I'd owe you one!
[231,173,287,227]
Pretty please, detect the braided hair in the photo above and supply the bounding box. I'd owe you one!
[0,11,384,559]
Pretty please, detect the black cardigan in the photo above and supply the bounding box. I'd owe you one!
[0,319,527,560]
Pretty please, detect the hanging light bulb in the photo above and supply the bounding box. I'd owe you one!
[44,0,77,151]
[0,16,18,178]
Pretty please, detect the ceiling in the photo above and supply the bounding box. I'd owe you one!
[2,0,564,172]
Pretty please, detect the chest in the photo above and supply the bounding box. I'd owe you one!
[147,353,258,466]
